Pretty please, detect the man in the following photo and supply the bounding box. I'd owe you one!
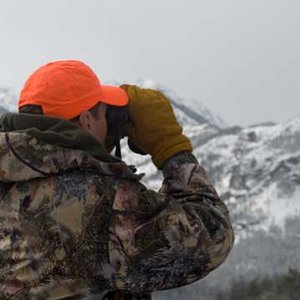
[0,60,234,299]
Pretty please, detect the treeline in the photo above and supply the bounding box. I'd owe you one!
[216,269,300,300]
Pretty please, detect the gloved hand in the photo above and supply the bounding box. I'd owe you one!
[120,85,193,169]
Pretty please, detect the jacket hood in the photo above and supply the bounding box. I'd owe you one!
[0,113,142,183]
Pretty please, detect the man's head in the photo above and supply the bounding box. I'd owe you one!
[18,60,128,144]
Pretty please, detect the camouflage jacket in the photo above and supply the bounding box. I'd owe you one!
[0,114,234,299]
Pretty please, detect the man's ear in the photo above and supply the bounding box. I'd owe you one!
[78,111,92,130]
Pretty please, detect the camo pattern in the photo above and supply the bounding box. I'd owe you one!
[0,132,234,299]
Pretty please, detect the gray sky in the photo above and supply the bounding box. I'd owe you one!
[0,0,299,126]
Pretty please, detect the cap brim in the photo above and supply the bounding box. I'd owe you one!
[101,85,128,106]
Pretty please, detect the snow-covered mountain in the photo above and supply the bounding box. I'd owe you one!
[121,116,300,236]
[1,85,299,237]
[117,85,300,236]
[194,119,300,234]
[0,88,17,113]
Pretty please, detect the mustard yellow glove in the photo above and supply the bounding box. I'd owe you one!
[120,85,193,169]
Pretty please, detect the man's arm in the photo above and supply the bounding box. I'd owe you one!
[104,85,234,293]
[109,151,234,293]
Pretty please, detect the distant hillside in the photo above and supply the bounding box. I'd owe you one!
[0,88,17,113]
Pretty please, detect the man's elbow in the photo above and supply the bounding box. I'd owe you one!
[207,224,234,271]
[183,221,235,286]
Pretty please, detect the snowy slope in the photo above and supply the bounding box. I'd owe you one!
[122,118,300,236]
[194,119,300,234]
[0,88,17,113]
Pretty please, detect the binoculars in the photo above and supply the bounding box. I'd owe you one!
[105,105,130,157]
[106,105,146,158]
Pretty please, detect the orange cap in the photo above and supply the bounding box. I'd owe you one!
[18,60,128,119]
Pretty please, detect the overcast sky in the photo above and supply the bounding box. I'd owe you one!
[0,0,299,126]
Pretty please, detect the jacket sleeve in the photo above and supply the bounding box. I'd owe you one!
[108,151,234,293]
